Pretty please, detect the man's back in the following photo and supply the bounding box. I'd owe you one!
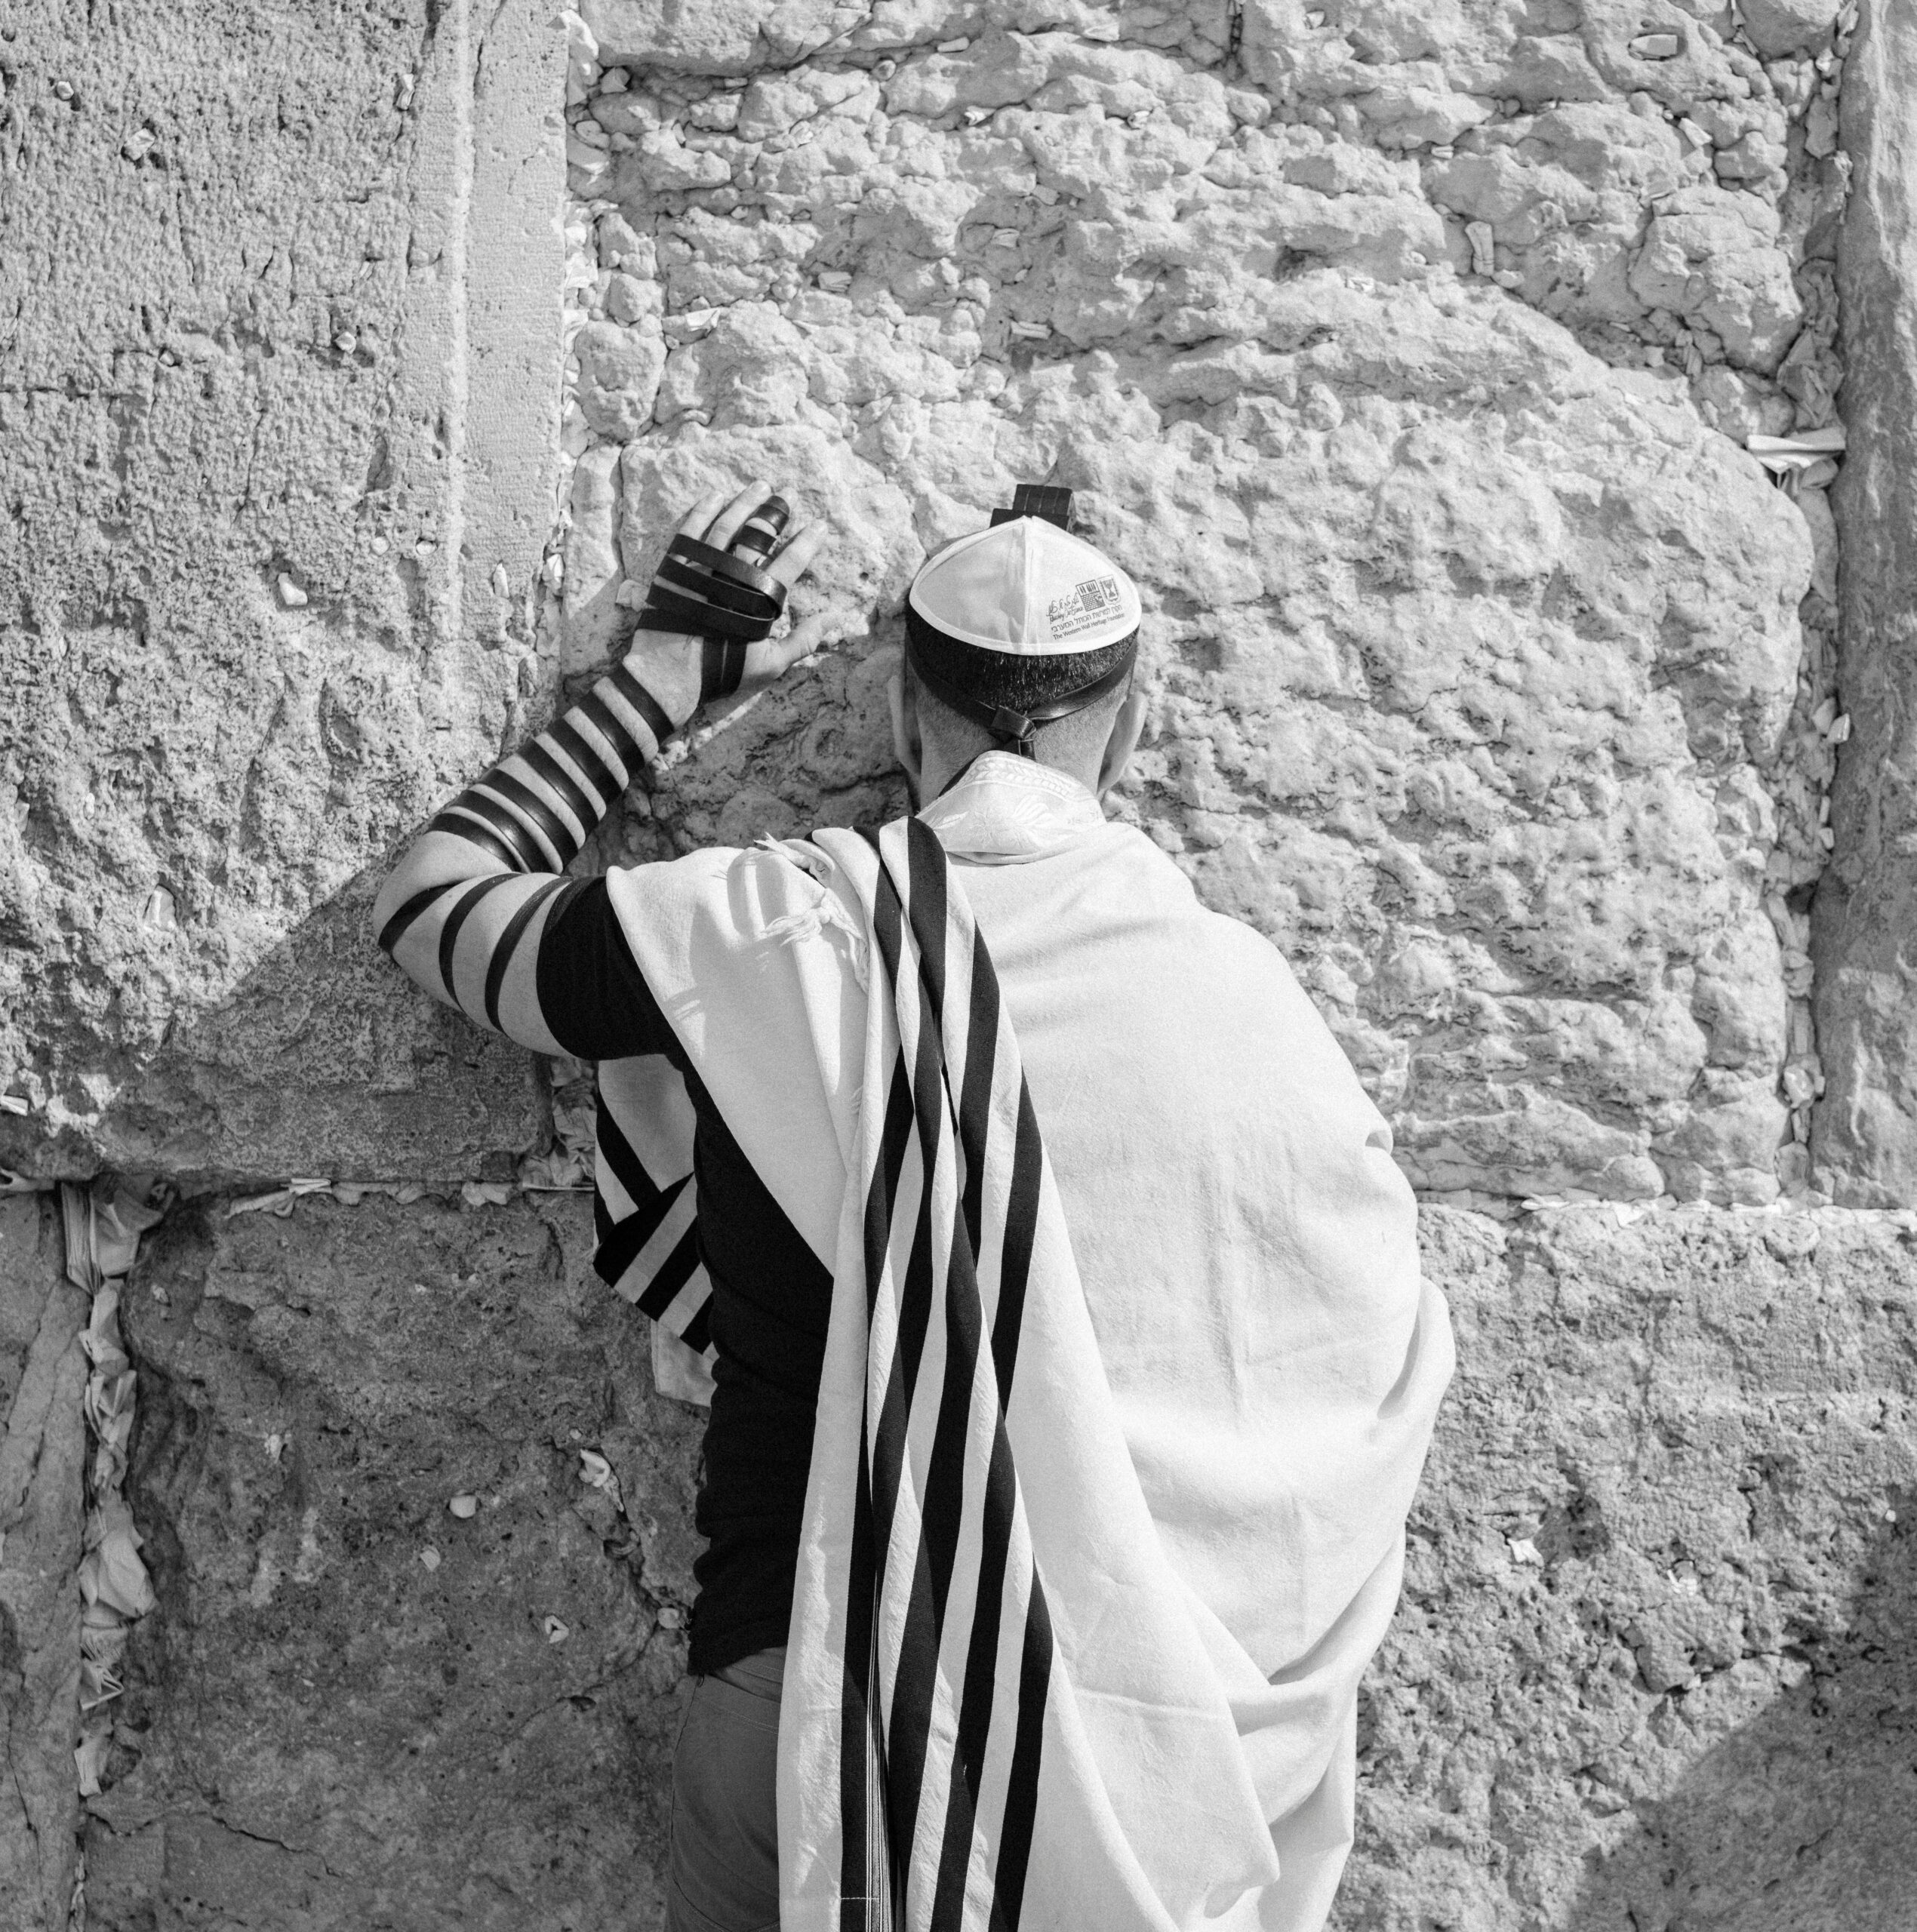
[894,809,1429,1677]
[608,766,1438,1701]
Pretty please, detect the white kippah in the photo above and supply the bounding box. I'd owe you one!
[906,516,1142,656]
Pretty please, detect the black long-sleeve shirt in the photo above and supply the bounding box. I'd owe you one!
[538,881,829,1673]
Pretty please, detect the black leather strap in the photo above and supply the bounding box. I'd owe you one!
[701,637,748,701]
[635,531,789,645]
[433,794,546,872]
[734,495,789,560]
[546,717,617,808]
[903,608,1136,758]
[605,662,677,749]
[520,738,598,832]
[576,689,645,780]
[672,534,786,602]
[427,811,522,872]
[478,767,579,868]
[656,558,772,615]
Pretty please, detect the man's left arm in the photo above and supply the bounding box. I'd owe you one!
[368,485,837,1057]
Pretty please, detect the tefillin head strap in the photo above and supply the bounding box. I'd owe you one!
[903,608,1137,759]
[905,485,1137,757]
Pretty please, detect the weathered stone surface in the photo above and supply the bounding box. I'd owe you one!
[557,14,1840,1202]
[0,0,565,1189]
[0,1197,88,1932]
[1812,0,1917,1207]
[84,1192,700,1930]
[1740,0,1845,60]
[1340,1202,1917,1930]
[1,0,1853,1203]
[89,1192,1917,1929]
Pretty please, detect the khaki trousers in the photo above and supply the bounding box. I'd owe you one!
[666,1646,786,1932]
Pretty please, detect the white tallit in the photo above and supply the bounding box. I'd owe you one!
[602,753,1454,1932]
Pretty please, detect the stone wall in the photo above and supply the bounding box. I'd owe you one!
[5,0,1916,1927]
[559,0,1851,1208]
[59,1196,1917,1930]
[0,0,565,1189]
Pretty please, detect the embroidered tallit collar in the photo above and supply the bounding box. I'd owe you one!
[916,750,1108,863]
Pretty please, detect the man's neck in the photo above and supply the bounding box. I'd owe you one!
[919,744,1104,806]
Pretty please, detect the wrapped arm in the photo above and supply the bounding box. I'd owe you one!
[371,482,838,1054]
[369,656,679,1056]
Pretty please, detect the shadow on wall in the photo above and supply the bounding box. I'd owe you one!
[82,1189,704,1928]
[0,645,901,1196]
[1568,1501,1917,1932]
[11,867,549,1193]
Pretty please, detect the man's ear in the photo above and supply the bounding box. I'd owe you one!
[1097,689,1147,798]
[888,666,924,801]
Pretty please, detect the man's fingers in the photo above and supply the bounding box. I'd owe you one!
[704,481,774,552]
[673,489,729,540]
[765,519,830,587]
[767,609,859,675]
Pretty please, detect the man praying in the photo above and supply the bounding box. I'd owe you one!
[372,480,1454,1932]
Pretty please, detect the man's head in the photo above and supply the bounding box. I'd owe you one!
[888,506,1148,803]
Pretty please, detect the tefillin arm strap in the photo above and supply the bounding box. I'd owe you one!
[629,496,791,703]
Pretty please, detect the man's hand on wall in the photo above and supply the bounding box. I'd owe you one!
[624,482,840,731]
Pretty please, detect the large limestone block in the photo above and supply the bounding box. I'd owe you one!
[0,0,565,1189]
[1343,1204,1917,1928]
[82,1192,701,1930]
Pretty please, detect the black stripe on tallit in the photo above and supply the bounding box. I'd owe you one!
[376,881,454,958]
[992,1592,1054,1929]
[883,820,988,1869]
[841,1427,881,1927]
[483,876,574,1031]
[955,910,1000,1257]
[992,1086,1046,1398]
[897,819,1054,1925]
[592,1172,691,1285]
[596,1094,672,1220]
[934,1417,1019,1921]
[864,841,948,1854]
[545,716,618,812]
[635,1220,703,1318]
[520,737,599,838]
[437,874,518,1011]
[925,940,1005,1926]
[980,1088,1054,1930]
[844,1046,916,1925]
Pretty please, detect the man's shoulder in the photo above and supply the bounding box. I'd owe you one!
[1079,822,1291,955]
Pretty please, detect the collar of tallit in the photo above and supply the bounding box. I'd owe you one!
[904,605,1136,758]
